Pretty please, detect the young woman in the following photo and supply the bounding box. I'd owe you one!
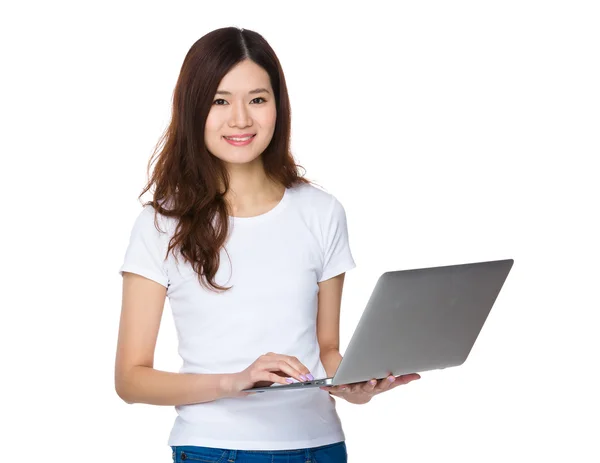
[115,27,420,463]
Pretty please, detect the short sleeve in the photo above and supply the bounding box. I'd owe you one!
[318,195,357,282]
[118,206,170,288]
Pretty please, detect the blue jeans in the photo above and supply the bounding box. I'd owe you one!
[171,441,347,463]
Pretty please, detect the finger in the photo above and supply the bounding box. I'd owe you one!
[342,382,362,394]
[263,371,299,385]
[397,373,421,384]
[363,378,378,393]
[332,385,348,394]
[271,354,315,381]
[259,360,306,383]
[335,385,350,396]
[353,383,365,395]
[283,355,312,379]
[321,385,348,394]
[388,373,421,390]
[270,355,313,381]
[375,374,396,393]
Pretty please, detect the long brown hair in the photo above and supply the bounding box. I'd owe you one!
[138,27,313,292]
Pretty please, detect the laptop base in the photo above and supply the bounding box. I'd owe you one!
[243,377,334,393]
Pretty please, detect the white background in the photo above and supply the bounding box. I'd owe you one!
[1,1,598,461]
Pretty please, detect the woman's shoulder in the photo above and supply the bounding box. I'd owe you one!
[290,181,337,210]
[132,201,178,237]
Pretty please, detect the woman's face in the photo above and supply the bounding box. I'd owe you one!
[204,59,277,166]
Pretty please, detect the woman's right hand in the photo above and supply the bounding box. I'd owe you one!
[223,352,314,398]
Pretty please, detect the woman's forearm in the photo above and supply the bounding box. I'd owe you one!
[320,348,343,378]
[115,366,232,406]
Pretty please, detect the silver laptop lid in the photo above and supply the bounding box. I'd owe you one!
[332,259,513,386]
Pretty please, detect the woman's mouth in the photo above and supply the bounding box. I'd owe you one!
[223,134,256,146]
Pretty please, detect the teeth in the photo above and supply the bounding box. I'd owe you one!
[225,135,253,141]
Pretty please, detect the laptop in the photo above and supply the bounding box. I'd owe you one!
[243,258,514,393]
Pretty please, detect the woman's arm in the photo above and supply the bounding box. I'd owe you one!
[317,272,347,377]
[115,272,232,406]
[116,365,232,406]
[320,348,343,377]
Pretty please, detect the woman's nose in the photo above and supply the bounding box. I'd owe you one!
[229,101,251,128]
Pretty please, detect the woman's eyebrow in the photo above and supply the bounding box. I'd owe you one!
[215,88,270,95]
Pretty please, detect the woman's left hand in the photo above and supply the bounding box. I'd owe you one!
[319,373,421,404]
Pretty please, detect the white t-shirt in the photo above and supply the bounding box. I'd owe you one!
[118,182,356,450]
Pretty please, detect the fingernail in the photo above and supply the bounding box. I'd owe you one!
[306,374,314,380]
[286,378,294,383]
[370,380,377,385]
[388,376,395,382]
[300,375,308,381]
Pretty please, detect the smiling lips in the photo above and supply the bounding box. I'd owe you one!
[223,134,256,146]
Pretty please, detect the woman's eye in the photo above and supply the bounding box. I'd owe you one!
[212,97,266,105]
